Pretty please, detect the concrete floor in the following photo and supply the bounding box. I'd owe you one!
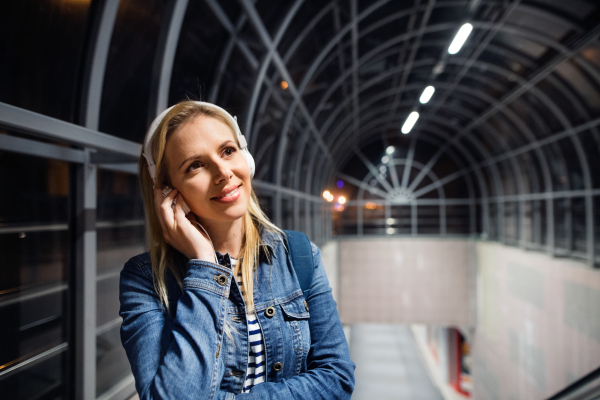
[350,324,444,400]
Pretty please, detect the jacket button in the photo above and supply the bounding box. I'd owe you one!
[216,275,227,286]
[273,362,283,372]
[304,300,309,312]
[265,306,276,318]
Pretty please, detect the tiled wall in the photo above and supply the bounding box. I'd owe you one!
[472,241,600,400]
[320,241,340,302]
[336,237,474,325]
[330,237,600,399]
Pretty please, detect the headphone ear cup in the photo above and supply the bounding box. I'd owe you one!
[242,148,255,179]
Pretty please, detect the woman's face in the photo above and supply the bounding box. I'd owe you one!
[164,115,251,224]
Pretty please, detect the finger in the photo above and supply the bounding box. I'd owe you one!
[173,194,186,222]
[158,187,178,230]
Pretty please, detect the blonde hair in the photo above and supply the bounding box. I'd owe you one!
[139,101,282,313]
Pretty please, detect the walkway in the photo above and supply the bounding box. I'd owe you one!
[350,324,444,400]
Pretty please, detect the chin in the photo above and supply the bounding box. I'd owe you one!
[197,201,248,223]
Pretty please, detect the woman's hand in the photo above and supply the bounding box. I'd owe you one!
[154,186,215,262]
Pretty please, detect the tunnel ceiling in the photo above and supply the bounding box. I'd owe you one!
[1,0,600,254]
[165,0,600,215]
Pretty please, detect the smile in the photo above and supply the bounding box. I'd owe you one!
[211,184,242,203]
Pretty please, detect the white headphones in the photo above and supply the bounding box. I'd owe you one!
[141,101,255,184]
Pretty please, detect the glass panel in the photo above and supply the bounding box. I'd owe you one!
[554,198,569,252]
[504,202,518,244]
[96,170,145,395]
[362,202,385,235]
[0,150,69,225]
[170,0,236,105]
[389,206,411,234]
[446,205,470,235]
[254,191,274,221]
[572,197,586,254]
[96,325,131,397]
[0,151,69,398]
[0,0,91,122]
[337,206,357,235]
[0,350,67,399]
[417,206,440,234]
[99,0,168,142]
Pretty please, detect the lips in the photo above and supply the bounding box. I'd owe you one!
[211,184,242,200]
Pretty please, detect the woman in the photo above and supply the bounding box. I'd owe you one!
[119,100,355,399]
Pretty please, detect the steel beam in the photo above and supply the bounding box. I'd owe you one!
[148,0,189,120]
[0,102,141,158]
[82,0,120,131]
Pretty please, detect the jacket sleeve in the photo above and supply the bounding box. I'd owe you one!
[119,256,234,400]
[235,243,356,399]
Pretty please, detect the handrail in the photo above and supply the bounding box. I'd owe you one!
[546,365,600,400]
[0,342,68,380]
[0,102,141,158]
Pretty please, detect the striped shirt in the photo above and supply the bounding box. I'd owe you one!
[217,254,266,393]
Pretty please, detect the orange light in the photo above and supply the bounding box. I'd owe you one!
[323,190,334,202]
[365,202,376,210]
[338,196,346,205]
[281,81,289,90]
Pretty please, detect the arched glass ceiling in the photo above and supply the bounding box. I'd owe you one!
[169,0,600,264]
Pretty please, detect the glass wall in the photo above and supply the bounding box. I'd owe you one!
[0,149,70,398]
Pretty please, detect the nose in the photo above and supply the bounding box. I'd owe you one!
[212,158,233,185]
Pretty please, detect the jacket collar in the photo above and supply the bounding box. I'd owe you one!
[260,228,288,263]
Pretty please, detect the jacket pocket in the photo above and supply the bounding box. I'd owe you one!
[279,295,311,375]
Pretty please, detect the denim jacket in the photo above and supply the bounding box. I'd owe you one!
[119,230,355,399]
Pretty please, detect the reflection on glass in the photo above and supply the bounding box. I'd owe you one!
[96,170,145,394]
[0,151,69,398]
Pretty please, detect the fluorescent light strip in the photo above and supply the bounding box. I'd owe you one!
[448,23,473,55]
[401,111,420,134]
[419,86,435,104]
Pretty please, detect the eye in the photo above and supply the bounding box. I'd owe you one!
[223,146,237,157]
[186,161,203,172]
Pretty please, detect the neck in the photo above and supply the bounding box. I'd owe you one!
[198,216,244,258]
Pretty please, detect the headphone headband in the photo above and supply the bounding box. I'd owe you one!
[142,101,255,181]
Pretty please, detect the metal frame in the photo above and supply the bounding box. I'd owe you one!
[148,0,189,120]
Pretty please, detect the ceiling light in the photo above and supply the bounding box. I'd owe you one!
[386,227,395,235]
[448,23,473,55]
[401,111,420,134]
[381,155,389,164]
[323,190,331,199]
[386,218,395,225]
[338,196,347,205]
[386,146,395,154]
[365,202,377,210]
[280,80,289,90]
[419,86,435,104]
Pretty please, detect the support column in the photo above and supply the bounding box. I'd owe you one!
[70,152,97,400]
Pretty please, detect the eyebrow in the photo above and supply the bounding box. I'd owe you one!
[178,140,236,170]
